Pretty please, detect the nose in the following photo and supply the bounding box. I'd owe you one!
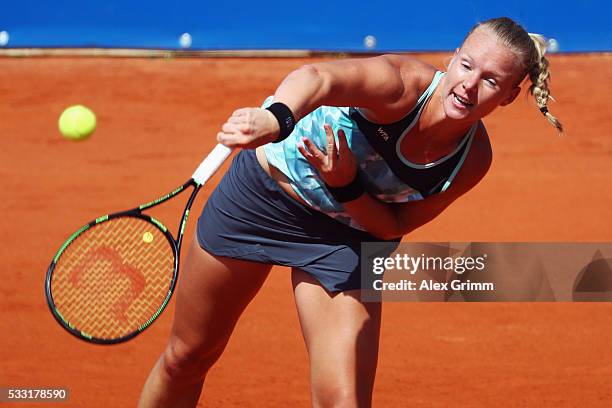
[462,72,478,91]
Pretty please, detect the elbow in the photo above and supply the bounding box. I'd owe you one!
[295,64,322,83]
[299,64,332,96]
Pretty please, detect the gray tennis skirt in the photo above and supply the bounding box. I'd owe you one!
[196,149,400,293]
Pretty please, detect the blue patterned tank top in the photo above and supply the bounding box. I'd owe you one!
[263,71,477,230]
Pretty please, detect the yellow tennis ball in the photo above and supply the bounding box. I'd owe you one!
[58,105,97,141]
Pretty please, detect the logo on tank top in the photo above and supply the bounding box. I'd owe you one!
[377,127,390,141]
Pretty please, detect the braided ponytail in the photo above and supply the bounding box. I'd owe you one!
[527,33,563,132]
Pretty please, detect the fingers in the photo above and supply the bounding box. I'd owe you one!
[217,124,251,147]
[297,125,356,187]
[216,108,258,147]
[324,124,336,154]
[297,137,327,168]
[217,125,251,147]
[231,108,250,117]
[296,142,313,163]
[216,131,240,148]
[324,124,338,168]
[297,139,322,171]
[302,137,327,162]
[336,128,349,155]
[224,109,254,133]
[296,125,349,169]
[227,115,244,124]
[221,122,251,135]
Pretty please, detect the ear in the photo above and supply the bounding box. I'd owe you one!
[500,86,521,106]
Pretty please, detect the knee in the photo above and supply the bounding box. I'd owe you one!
[161,337,224,382]
[312,382,370,408]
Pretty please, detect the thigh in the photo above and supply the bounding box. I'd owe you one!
[168,235,272,361]
[292,268,381,406]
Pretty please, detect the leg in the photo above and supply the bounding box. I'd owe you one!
[138,236,272,408]
[292,268,382,408]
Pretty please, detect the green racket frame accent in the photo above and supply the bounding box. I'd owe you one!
[139,185,186,210]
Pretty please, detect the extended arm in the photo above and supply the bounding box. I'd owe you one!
[216,55,418,148]
[272,55,407,121]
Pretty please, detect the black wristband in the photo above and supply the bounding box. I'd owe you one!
[266,102,296,143]
[325,172,365,203]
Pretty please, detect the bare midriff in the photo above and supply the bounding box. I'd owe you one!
[255,146,311,207]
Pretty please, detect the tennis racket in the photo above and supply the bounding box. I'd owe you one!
[45,144,233,344]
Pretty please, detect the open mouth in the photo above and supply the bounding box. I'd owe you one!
[452,92,474,108]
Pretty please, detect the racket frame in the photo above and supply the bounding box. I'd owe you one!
[45,178,202,344]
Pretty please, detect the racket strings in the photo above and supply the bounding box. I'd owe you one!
[51,217,174,340]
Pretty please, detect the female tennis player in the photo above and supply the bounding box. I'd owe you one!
[139,17,562,407]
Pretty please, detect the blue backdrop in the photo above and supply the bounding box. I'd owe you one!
[1,0,609,52]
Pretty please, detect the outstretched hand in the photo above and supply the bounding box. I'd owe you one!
[297,124,357,187]
[216,108,280,149]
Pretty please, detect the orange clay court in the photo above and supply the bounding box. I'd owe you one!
[0,54,611,407]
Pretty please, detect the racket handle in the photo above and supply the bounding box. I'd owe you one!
[192,144,233,185]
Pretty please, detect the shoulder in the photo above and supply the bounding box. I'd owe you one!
[377,54,436,73]
[358,55,440,121]
[381,55,439,94]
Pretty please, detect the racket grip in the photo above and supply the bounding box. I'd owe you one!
[192,144,233,185]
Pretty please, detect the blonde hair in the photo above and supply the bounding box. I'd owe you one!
[467,17,563,133]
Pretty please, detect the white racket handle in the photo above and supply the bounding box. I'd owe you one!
[192,144,234,185]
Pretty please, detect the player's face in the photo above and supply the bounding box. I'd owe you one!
[442,28,523,121]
